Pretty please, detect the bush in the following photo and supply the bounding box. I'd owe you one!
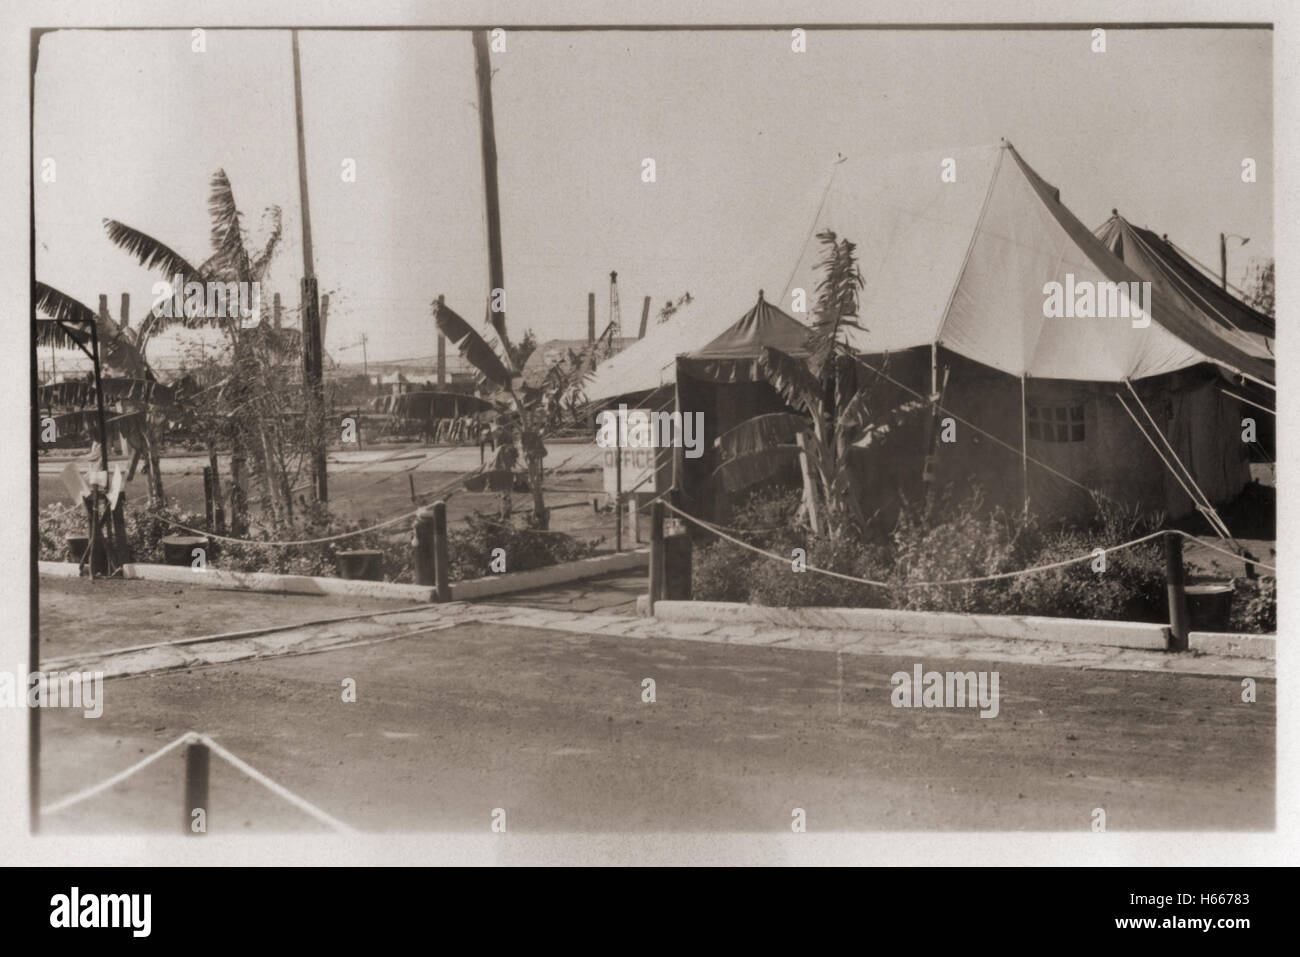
[691,541,756,603]
[446,511,599,581]
[37,499,596,584]
[690,484,1182,623]
[1230,576,1276,633]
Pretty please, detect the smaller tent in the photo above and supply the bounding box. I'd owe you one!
[1094,213,1275,363]
[672,291,811,517]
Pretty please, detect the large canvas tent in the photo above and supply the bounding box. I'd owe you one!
[694,142,1270,525]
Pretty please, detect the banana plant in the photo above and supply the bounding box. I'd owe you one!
[434,298,594,529]
[709,230,926,541]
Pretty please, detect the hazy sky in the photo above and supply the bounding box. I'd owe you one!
[34,26,1272,368]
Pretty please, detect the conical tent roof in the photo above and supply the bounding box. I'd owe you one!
[586,291,811,400]
[782,141,1273,383]
[689,292,810,360]
[1094,213,1275,366]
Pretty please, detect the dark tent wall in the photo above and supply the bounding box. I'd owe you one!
[673,368,800,521]
[846,350,1251,525]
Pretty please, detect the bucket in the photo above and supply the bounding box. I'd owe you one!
[1184,583,1234,633]
[65,534,88,563]
[162,534,209,567]
[336,549,384,581]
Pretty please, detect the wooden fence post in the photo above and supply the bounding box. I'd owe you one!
[202,466,215,532]
[433,500,452,602]
[648,501,665,614]
[183,740,209,836]
[208,446,225,534]
[1165,532,1189,652]
[111,492,130,565]
[414,507,435,587]
[229,453,247,537]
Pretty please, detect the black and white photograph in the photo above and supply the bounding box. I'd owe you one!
[2,0,1295,891]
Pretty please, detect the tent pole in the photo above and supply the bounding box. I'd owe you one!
[1020,375,1028,513]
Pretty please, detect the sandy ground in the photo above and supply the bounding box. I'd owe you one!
[36,576,421,660]
[39,466,621,551]
[33,578,1274,834]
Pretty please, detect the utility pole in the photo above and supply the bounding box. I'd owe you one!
[472,29,513,367]
[293,28,327,503]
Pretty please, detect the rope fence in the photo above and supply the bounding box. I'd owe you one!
[40,731,354,833]
[661,498,1274,587]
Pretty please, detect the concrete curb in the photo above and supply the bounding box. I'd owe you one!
[450,549,647,600]
[38,549,649,604]
[1189,631,1276,660]
[37,561,83,578]
[118,563,439,601]
[645,599,1171,650]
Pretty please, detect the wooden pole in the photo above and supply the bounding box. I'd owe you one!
[302,276,327,503]
[587,292,595,345]
[202,466,215,531]
[291,30,315,280]
[472,29,513,363]
[614,416,623,552]
[1165,532,1190,652]
[1020,374,1029,513]
[414,507,435,587]
[293,31,327,505]
[229,452,247,536]
[433,500,451,602]
[208,448,225,534]
[183,740,209,836]
[648,500,665,613]
[436,330,446,386]
[112,492,130,565]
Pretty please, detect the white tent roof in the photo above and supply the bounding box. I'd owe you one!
[588,142,1268,400]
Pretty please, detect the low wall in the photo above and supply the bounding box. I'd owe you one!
[37,549,649,603]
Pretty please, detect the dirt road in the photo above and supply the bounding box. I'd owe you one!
[37,618,1272,834]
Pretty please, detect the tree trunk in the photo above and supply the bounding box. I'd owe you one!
[528,453,548,529]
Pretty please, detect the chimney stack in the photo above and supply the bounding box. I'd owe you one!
[120,293,130,329]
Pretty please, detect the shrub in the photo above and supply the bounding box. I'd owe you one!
[37,499,596,584]
[1230,576,1276,633]
[446,511,599,581]
[691,541,756,603]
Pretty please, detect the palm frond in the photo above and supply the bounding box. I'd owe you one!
[103,219,207,284]
[207,169,252,279]
[250,205,283,280]
[713,412,807,462]
[757,346,823,419]
[710,446,801,493]
[434,299,513,389]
